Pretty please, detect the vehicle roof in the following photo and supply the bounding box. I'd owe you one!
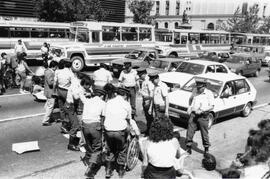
[196,73,245,82]
[132,48,156,52]
[238,44,264,48]
[207,51,230,53]
[232,53,254,57]
[185,59,223,65]
[156,58,185,62]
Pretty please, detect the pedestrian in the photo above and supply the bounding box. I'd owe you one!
[93,63,113,90]
[0,52,8,94]
[141,117,185,179]
[148,72,169,118]
[185,78,214,155]
[53,60,75,133]
[118,61,139,118]
[79,89,107,179]
[41,42,49,62]
[138,68,154,135]
[14,39,27,56]
[16,53,34,94]
[42,61,58,126]
[103,87,132,178]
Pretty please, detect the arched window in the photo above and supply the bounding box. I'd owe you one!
[175,22,179,29]
[207,23,214,30]
[155,22,159,29]
[165,22,168,28]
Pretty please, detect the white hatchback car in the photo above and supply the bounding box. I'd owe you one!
[168,73,257,122]
[159,60,231,90]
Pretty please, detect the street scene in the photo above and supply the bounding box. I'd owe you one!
[1,0,270,179]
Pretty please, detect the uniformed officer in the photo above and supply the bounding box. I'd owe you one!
[93,63,113,90]
[148,72,169,118]
[186,78,214,155]
[79,88,107,179]
[118,61,139,118]
[103,87,132,178]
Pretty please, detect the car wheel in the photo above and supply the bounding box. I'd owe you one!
[254,70,259,77]
[241,102,252,117]
[71,56,84,72]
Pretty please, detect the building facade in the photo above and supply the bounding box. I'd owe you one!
[125,0,270,30]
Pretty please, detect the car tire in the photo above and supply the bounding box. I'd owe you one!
[71,56,84,72]
[254,70,259,77]
[241,102,252,117]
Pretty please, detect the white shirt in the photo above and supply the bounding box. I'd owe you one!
[139,76,154,98]
[242,164,269,179]
[41,46,48,54]
[153,81,168,106]
[80,96,106,124]
[104,95,132,131]
[54,68,74,90]
[93,68,113,87]
[119,69,139,87]
[191,88,214,112]
[66,77,84,103]
[14,43,26,54]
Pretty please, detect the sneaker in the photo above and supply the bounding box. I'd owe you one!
[19,89,25,94]
[23,90,30,94]
[42,122,52,126]
[186,147,192,155]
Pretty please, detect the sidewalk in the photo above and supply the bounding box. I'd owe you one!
[20,105,270,179]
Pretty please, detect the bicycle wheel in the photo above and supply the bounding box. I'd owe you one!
[125,137,140,171]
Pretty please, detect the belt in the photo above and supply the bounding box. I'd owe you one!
[58,86,68,91]
[148,163,173,171]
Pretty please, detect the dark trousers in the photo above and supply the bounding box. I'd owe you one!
[143,98,153,134]
[144,163,176,179]
[82,122,103,164]
[153,104,166,118]
[186,113,210,148]
[126,86,136,116]
[105,129,128,165]
[67,102,80,136]
[57,88,69,123]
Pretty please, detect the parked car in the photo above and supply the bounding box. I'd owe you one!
[168,73,257,122]
[200,51,231,63]
[224,53,261,77]
[233,45,266,63]
[146,58,185,74]
[159,60,231,90]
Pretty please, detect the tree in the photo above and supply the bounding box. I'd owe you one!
[258,16,270,34]
[128,0,155,24]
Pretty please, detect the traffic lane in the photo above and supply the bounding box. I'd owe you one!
[0,94,44,120]
[0,116,81,178]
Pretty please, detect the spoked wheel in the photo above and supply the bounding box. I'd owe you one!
[125,137,140,171]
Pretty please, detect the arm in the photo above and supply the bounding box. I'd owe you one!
[107,71,113,83]
[141,140,149,175]
[23,61,34,74]
[118,71,123,83]
[47,71,54,88]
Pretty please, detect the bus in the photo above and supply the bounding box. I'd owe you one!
[0,20,70,59]
[51,21,156,71]
[155,28,231,57]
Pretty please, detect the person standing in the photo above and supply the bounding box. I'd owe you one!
[103,87,132,178]
[42,61,58,126]
[186,78,214,155]
[79,89,106,179]
[14,39,27,56]
[53,60,74,133]
[93,63,113,90]
[118,62,139,118]
[148,72,169,118]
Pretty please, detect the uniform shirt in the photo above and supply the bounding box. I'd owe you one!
[54,68,74,90]
[119,69,139,87]
[104,95,132,131]
[66,77,84,103]
[139,76,154,98]
[191,88,214,113]
[14,43,26,54]
[152,81,168,106]
[93,68,113,87]
[41,46,48,54]
[80,96,106,124]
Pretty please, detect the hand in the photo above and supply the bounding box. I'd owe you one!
[65,103,70,109]
[165,111,169,118]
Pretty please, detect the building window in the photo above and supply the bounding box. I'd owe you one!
[242,2,248,15]
[175,22,179,29]
[176,1,180,15]
[155,22,159,29]
[156,1,160,15]
[166,1,169,16]
[165,22,168,28]
[207,23,215,30]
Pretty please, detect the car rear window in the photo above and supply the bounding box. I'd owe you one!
[176,62,204,75]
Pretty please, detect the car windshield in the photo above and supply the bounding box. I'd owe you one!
[182,77,223,97]
[150,60,169,69]
[176,62,204,75]
[126,50,147,60]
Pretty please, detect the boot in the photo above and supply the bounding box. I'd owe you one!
[204,147,209,155]
[85,163,100,179]
[67,136,80,151]
[118,165,125,178]
[61,122,70,134]
[80,155,90,166]
[105,161,113,178]
[186,146,192,155]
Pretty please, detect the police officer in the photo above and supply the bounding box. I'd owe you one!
[118,61,139,118]
[79,88,107,179]
[148,72,169,118]
[186,78,214,155]
[103,87,132,178]
[93,63,112,90]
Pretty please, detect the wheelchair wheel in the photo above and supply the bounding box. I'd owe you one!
[125,137,140,171]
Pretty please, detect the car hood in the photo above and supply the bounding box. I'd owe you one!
[111,58,134,65]
[224,62,244,69]
[146,67,165,74]
[169,90,192,108]
[159,72,193,87]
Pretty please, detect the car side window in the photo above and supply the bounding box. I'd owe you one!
[221,81,235,97]
[216,65,228,73]
[206,65,215,73]
[169,62,181,72]
[234,79,250,95]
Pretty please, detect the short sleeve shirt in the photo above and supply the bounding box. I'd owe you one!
[191,88,214,112]
[153,81,168,106]
[93,68,113,87]
[119,69,139,87]
[54,68,74,90]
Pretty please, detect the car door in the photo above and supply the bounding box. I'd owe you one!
[215,81,236,118]
[232,79,251,112]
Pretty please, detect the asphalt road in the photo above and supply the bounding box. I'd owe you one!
[0,66,270,178]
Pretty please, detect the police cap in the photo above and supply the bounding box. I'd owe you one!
[117,87,130,96]
[195,78,208,87]
[148,71,159,81]
[137,67,147,76]
[94,89,106,96]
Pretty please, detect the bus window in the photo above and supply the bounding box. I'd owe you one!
[65,29,70,38]
[92,31,100,43]
[200,33,210,44]
[102,26,120,41]
[31,28,49,38]
[189,33,199,44]
[220,34,228,44]
[75,28,89,43]
[10,27,30,38]
[0,27,9,37]
[210,34,220,44]
[122,27,138,41]
[181,35,187,44]
[139,28,151,41]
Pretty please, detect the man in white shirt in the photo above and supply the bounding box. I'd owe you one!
[93,63,112,89]
[186,78,214,155]
[103,87,132,178]
[118,61,139,118]
[14,39,27,56]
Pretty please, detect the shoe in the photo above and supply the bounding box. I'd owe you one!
[186,147,192,155]
[80,156,90,166]
[105,162,114,178]
[42,122,52,126]
[176,169,183,177]
[204,147,209,155]
[23,90,30,94]
[61,126,69,134]
[118,165,125,178]
[85,163,100,178]
[67,144,80,151]
[19,89,25,94]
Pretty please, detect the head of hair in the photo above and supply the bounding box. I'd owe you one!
[103,83,116,99]
[43,61,49,68]
[49,61,58,68]
[258,119,270,131]
[1,52,7,58]
[149,117,174,143]
[64,61,72,68]
[220,168,241,179]
[80,77,92,87]
[32,76,41,85]
[58,59,65,69]
[100,63,107,69]
[202,153,216,171]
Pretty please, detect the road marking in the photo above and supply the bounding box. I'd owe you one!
[0,113,45,123]
[253,103,270,110]
[0,93,30,98]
